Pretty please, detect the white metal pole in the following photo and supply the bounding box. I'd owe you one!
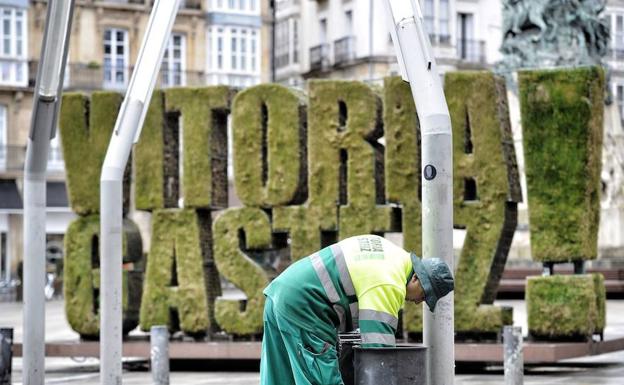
[150,326,170,385]
[23,1,74,384]
[385,1,454,384]
[99,1,180,384]
[503,326,523,385]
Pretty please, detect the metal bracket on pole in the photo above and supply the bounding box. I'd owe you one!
[23,1,74,384]
[385,1,454,384]
[99,1,181,384]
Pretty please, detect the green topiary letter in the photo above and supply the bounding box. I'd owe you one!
[140,209,211,334]
[232,84,306,207]
[212,207,271,335]
[519,67,604,262]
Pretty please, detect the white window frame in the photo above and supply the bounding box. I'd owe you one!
[103,27,129,90]
[162,33,186,87]
[206,25,260,87]
[0,7,27,87]
[210,0,259,14]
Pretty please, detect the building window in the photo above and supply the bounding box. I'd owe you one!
[241,30,247,70]
[617,84,624,126]
[439,0,449,40]
[293,19,299,64]
[276,20,289,68]
[207,25,259,86]
[162,33,186,87]
[231,29,238,70]
[423,0,434,37]
[1,233,7,283]
[0,105,5,168]
[103,28,129,89]
[48,133,64,170]
[276,17,301,69]
[0,8,27,86]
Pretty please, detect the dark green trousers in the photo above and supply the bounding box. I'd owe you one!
[260,297,344,385]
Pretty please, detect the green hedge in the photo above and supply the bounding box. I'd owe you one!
[60,92,126,215]
[519,67,604,262]
[527,275,599,339]
[165,87,234,209]
[232,84,306,207]
[140,209,210,334]
[307,80,393,238]
[212,207,271,334]
[446,71,521,333]
[593,273,607,334]
[63,215,143,338]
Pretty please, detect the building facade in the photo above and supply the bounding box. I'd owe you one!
[0,0,271,299]
[272,0,501,86]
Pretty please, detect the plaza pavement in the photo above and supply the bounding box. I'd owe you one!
[2,300,624,384]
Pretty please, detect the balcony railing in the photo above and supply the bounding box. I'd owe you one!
[106,0,202,9]
[310,43,330,72]
[457,38,486,64]
[0,145,26,172]
[607,48,624,62]
[334,36,356,65]
[429,34,451,45]
[29,61,208,91]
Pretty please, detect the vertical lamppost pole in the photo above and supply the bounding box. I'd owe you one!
[384,1,454,384]
[99,1,181,384]
[23,1,74,384]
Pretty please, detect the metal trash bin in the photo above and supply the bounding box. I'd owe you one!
[338,332,361,385]
[354,345,427,385]
[0,328,12,385]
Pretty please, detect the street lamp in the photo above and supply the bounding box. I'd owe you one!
[99,1,181,384]
[23,1,74,384]
[384,1,455,384]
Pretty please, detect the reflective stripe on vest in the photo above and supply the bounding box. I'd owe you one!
[359,309,399,330]
[310,247,358,331]
[361,332,396,346]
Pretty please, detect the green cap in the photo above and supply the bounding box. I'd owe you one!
[410,253,454,312]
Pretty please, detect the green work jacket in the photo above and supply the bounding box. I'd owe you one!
[263,234,413,347]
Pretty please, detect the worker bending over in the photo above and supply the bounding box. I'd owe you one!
[260,234,454,385]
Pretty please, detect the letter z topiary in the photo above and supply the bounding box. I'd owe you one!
[446,71,521,334]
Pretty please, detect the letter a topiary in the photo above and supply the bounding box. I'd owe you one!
[519,67,604,262]
[140,209,210,334]
[64,215,144,338]
[59,92,127,215]
[212,207,271,335]
[232,84,306,207]
[446,72,521,333]
[165,87,235,209]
